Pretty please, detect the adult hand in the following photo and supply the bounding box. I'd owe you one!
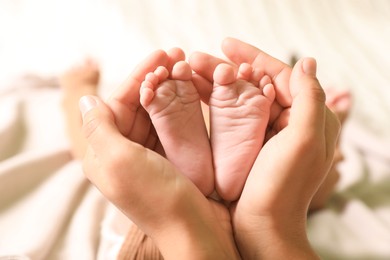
[81,40,340,260]
[80,50,240,260]
[190,38,340,259]
[232,58,340,259]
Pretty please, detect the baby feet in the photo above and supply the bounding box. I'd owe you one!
[210,63,275,201]
[140,61,214,196]
[140,61,275,201]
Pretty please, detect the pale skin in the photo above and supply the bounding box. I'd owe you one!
[194,55,341,259]
[61,38,348,258]
[139,61,214,195]
[189,37,350,211]
[210,63,275,201]
[77,47,340,260]
[79,49,241,259]
[310,86,351,210]
[60,52,350,211]
[138,59,275,201]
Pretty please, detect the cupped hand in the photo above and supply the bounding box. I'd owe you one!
[81,40,340,260]
[189,38,340,259]
[231,58,340,259]
[80,50,240,260]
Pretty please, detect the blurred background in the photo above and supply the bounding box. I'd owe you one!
[1,0,390,259]
[1,0,390,141]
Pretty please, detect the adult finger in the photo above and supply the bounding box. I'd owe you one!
[189,51,229,82]
[192,73,214,104]
[221,37,292,107]
[109,50,170,106]
[288,58,327,135]
[106,50,176,143]
[324,108,341,161]
[221,37,262,65]
[166,47,186,73]
[189,52,232,103]
[79,95,142,202]
[79,95,124,158]
[79,95,186,235]
[222,37,288,78]
[80,95,164,203]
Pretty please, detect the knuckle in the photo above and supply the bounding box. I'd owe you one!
[81,148,97,181]
[308,81,326,103]
[82,114,102,141]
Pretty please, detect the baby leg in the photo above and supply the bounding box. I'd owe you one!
[140,61,214,195]
[210,63,275,201]
[60,58,100,159]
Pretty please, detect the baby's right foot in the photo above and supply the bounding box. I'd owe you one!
[140,61,214,195]
[210,63,275,201]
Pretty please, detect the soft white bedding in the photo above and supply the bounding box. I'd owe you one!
[1,0,390,259]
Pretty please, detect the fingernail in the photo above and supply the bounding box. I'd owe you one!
[302,58,317,76]
[79,95,97,118]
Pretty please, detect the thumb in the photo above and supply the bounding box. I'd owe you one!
[79,95,123,157]
[289,58,326,134]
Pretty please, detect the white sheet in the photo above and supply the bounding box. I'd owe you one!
[1,0,390,259]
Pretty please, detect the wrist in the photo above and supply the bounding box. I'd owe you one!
[154,221,234,260]
[150,189,240,259]
[233,213,319,260]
